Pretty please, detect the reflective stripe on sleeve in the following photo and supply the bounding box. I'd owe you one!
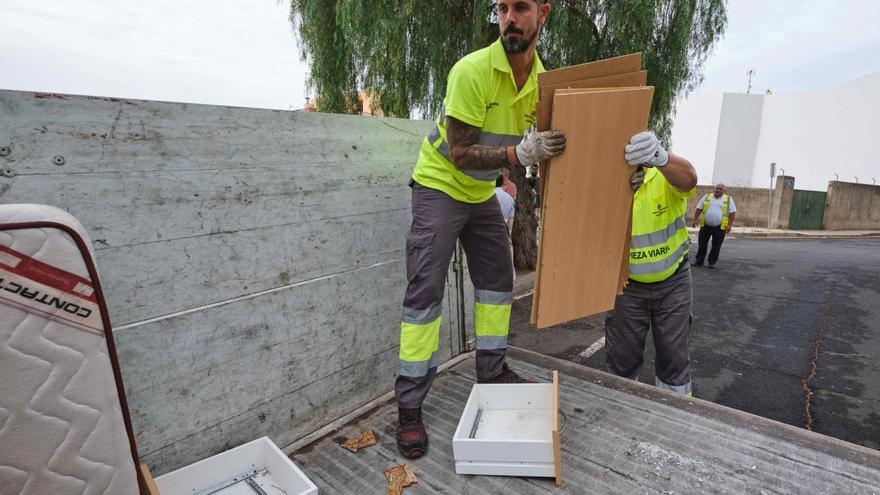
[477,131,522,148]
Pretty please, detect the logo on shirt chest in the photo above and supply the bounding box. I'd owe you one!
[652,203,668,217]
[485,102,499,112]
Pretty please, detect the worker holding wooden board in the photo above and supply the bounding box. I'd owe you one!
[395,0,564,460]
[606,132,699,395]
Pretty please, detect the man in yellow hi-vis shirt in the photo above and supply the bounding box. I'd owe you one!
[606,132,699,395]
[395,0,566,459]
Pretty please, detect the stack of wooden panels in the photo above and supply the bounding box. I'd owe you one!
[531,54,654,329]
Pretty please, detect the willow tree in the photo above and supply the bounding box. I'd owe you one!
[289,0,727,268]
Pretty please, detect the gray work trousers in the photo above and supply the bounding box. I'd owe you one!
[395,182,513,409]
[604,263,693,394]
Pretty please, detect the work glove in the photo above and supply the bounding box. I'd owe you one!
[625,131,668,168]
[630,167,645,191]
[515,129,566,167]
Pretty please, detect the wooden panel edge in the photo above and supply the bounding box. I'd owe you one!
[539,52,642,87]
[552,370,561,486]
[530,160,549,326]
[542,70,648,92]
[618,205,634,293]
[553,85,650,96]
[140,463,161,495]
[538,71,649,132]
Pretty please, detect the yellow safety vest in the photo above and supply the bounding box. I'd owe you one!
[629,168,695,283]
[700,194,731,229]
[411,38,543,203]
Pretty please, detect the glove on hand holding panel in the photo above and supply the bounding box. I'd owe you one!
[625,131,668,168]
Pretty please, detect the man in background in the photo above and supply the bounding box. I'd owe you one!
[495,175,516,280]
[500,167,518,200]
[693,183,736,269]
[495,175,515,229]
[526,163,540,209]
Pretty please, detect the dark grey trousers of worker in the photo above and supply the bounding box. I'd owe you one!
[695,225,726,266]
[396,183,513,409]
[604,265,693,394]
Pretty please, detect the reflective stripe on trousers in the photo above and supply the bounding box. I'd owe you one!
[656,376,693,396]
[398,307,442,377]
[474,289,512,350]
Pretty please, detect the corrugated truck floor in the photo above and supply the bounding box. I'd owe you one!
[290,347,880,494]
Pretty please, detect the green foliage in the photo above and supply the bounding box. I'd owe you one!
[289,0,727,142]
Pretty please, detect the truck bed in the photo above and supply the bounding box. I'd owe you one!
[289,347,880,494]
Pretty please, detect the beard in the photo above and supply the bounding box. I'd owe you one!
[501,25,538,54]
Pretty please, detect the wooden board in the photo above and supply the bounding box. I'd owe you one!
[531,68,646,322]
[532,87,654,328]
[551,370,561,486]
[537,52,642,87]
[139,464,160,495]
[535,87,646,321]
[530,87,643,325]
[537,71,648,132]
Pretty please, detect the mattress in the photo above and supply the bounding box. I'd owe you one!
[0,204,141,494]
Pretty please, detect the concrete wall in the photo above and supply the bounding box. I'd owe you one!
[752,73,880,192]
[824,181,880,230]
[0,90,473,474]
[669,93,723,185]
[713,94,765,187]
[770,176,796,229]
[671,72,880,192]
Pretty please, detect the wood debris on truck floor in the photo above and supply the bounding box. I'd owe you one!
[340,428,377,453]
[384,463,418,495]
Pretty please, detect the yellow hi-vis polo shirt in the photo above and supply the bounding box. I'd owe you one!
[411,38,544,203]
[629,168,695,283]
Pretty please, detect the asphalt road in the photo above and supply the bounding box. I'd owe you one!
[509,237,880,450]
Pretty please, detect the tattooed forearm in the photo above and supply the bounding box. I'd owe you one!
[446,116,511,171]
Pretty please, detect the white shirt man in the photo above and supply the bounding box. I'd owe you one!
[693,184,736,268]
[494,186,515,224]
[697,193,737,227]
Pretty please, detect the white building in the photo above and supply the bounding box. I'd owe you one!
[670,72,880,191]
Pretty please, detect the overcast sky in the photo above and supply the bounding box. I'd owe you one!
[1,0,878,111]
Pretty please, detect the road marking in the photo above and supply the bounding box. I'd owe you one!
[513,290,533,301]
[579,336,606,359]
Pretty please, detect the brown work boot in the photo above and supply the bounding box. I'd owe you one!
[479,363,535,384]
[396,408,428,459]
